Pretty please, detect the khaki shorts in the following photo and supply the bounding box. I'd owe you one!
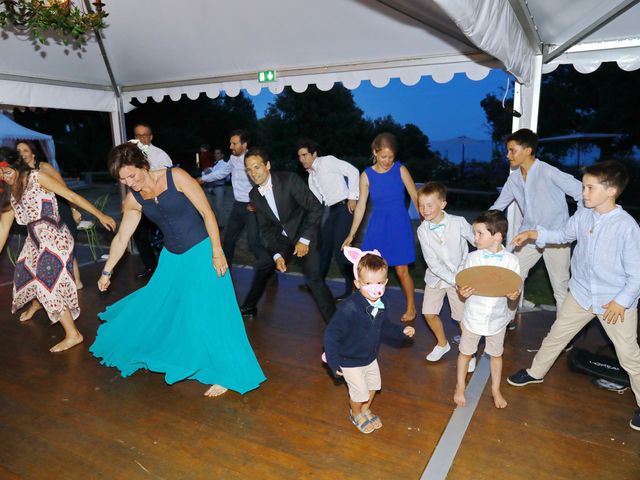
[341,359,382,403]
[422,285,464,321]
[459,323,507,357]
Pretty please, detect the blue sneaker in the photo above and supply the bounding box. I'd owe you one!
[507,369,544,387]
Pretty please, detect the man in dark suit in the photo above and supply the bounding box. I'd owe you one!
[239,148,336,323]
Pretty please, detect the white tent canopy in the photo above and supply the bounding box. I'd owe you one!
[1,0,639,125]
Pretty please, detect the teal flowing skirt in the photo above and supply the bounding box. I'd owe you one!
[90,239,266,394]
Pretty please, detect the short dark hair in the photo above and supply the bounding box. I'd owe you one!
[474,210,508,240]
[295,138,319,155]
[417,181,447,201]
[230,129,250,146]
[133,122,153,134]
[107,143,151,179]
[506,128,539,155]
[357,253,388,278]
[245,147,269,166]
[583,160,629,198]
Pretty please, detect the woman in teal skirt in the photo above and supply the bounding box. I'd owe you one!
[91,142,265,397]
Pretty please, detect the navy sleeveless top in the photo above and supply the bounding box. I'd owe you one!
[132,168,208,254]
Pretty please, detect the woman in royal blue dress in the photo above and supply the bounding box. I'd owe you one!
[343,133,418,321]
[91,143,265,397]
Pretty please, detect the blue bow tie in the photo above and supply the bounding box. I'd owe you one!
[371,299,385,309]
[429,222,445,231]
[483,251,504,260]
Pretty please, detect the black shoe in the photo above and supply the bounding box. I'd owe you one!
[630,410,640,431]
[136,268,154,279]
[298,283,311,293]
[507,369,544,387]
[507,319,517,331]
[239,305,257,317]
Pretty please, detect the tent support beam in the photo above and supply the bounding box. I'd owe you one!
[544,0,640,63]
[507,0,543,54]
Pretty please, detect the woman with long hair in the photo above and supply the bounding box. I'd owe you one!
[0,147,116,352]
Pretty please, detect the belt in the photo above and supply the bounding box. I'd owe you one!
[329,199,348,210]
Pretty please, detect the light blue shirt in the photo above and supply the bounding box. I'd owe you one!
[536,205,640,313]
[491,160,583,235]
[200,153,253,202]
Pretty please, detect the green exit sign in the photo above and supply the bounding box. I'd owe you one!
[258,70,277,83]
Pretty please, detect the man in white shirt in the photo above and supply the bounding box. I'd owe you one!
[297,139,359,300]
[199,129,266,265]
[132,122,173,278]
[199,146,227,228]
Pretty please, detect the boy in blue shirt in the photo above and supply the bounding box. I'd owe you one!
[324,247,415,434]
[507,161,640,431]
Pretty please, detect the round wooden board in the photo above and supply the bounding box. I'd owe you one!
[455,265,522,297]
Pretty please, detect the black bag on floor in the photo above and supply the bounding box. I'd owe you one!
[567,347,630,387]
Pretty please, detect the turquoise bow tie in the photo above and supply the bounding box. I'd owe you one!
[429,223,445,231]
[483,251,504,260]
[371,299,385,309]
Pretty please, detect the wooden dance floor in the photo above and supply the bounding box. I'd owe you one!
[0,258,639,479]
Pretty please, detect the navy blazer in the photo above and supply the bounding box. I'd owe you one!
[249,171,323,258]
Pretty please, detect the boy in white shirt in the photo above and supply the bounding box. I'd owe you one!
[417,183,475,366]
[455,210,521,409]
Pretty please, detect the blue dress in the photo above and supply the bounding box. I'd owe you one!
[361,162,415,266]
[90,169,265,394]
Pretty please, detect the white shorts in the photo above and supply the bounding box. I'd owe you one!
[422,285,464,321]
[341,359,382,403]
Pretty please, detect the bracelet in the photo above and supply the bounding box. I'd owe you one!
[101,270,113,277]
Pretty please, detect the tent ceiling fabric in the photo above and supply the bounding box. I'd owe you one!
[0,0,639,112]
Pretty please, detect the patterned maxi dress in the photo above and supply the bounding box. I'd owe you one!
[10,171,79,322]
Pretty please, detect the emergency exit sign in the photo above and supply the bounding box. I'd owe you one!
[258,70,277,83]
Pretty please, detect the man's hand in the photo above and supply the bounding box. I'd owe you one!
[275,257,287,272]
[403,326,415,338]
[197,177,205,185]
[294,242,309,257]
[347,199,357,214]
[512,230,538,247]
[602,300,625,324]
[246,202,256,212]
[457,285,475,299]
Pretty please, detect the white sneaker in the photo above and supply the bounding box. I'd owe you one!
[467,356,477,373]
[426,343,451,362]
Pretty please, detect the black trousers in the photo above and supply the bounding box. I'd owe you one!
[133,214,158,270]
[242,236,336,323]
[319,202,354,295]
[222,200,267,264]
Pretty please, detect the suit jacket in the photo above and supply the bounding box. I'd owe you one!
[249,172,323,258]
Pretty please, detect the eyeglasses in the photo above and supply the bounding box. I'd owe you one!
[1,169,15,177]
[135,133,151,138]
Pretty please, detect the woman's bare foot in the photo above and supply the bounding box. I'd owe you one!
[204,385,228,397]
[50,333,83,353]
[492,389,508,409]
[454,385,466,407]
[20,301,43,322]
[400,308,417,322]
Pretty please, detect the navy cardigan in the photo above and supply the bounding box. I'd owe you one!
[323,292,409,377]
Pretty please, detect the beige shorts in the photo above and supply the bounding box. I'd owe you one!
[422,285,464,321]
[459,323,507,357]
[341,359,382,403]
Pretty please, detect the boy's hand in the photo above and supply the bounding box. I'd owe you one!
[403,326,415,338]
[512,230,538,247]
[336,370,343,377]
[457,285,475,299]
[506,289,521,301]
[602,300,625,324]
